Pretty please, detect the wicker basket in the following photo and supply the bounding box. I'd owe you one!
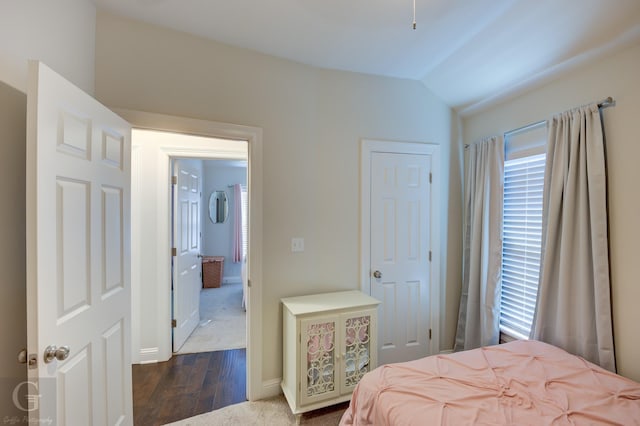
[202,256,224,288]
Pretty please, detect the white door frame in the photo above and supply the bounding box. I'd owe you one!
[118,109,264,401]
[360,139,441,356]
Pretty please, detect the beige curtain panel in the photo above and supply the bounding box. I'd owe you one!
[454,135,504,351]
[530,104,616,372]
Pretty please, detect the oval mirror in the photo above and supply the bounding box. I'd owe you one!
[209,190,229,224]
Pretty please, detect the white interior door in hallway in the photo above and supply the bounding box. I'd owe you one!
[26,61,133,425]
[172,159,203,352]
[362,140,440,366]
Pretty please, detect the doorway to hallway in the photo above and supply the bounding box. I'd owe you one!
[123,109,264,402]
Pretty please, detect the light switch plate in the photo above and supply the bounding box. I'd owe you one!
[291,238,304,252]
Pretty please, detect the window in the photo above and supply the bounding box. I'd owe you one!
[241,184,248,260]
[500,123,546,339]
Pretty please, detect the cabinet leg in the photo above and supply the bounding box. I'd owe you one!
[295,413,302,425]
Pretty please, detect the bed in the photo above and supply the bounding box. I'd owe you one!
[340,340,640,425]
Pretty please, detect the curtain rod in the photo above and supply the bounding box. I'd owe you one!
[504,120,546,138]
[598,96,615,109]
[464,96,615,149]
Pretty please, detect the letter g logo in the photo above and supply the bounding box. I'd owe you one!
[12,381,41,412]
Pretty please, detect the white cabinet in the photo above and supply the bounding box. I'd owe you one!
[281,291,380,423]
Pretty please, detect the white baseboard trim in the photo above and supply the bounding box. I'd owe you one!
[223,276,242,284]
[439,349,454,355]
[260,378,283,399]
[138,347,160,364]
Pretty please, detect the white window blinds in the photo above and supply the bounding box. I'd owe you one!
[500,122,546,339]
[500,154,545,338]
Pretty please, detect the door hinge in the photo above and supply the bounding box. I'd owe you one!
[171,176,177,185]
[247,279,251,288]
[171,247,177,257]
[429,328,432,340]
[429,172,432,184]
[429,251,432,262]
[172,319,177,328]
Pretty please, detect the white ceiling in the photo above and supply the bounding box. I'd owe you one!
[95,0,640,113]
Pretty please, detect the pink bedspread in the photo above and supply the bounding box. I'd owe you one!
[340,340,640,425]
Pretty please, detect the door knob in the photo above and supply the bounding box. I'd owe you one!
[373,270,382,279]
[17,349,27,364]
[43,345,70,363]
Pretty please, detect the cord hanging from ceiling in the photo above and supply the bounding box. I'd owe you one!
[413,0,417,29]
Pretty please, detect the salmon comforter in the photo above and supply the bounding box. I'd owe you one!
[340,340,640,425]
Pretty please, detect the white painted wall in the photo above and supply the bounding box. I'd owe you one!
[202,163,248,282]
[95,11,462,387]
[463,41,640,382]
[0,80,27,419]
[0,0,96,415]
[0,0,96,94]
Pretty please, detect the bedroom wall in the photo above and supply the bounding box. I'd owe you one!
[0,0,96,415]
[463,41,640,381]
[202,163,248,283]
[94,10,462,385]
[0,0,96,94]
[0,80,27,420]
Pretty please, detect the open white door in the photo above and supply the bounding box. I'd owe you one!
[171,159,202,352]
[26,61,132,425]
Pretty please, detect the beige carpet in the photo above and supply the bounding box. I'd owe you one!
[164,395,347,426]
[176,283,246,354]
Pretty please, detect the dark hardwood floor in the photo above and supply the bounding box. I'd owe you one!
[132,349,246,426]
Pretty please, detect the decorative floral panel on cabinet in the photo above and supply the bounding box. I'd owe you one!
[343,313,372,390]
[301,317,339,404]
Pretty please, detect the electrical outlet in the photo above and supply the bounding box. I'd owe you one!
[291,238,304,252]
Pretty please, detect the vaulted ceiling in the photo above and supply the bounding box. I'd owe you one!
[95,0,640,113]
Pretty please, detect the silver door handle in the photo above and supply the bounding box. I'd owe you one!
[44,345,70,363]
[18,349,37,368]
[18,349,27,364]
[373,270,382,279]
